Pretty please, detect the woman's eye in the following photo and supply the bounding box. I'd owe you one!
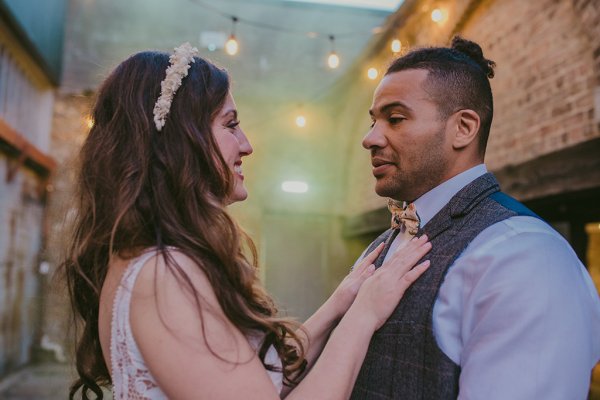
[369,120,375,128]
[227,120,240,130]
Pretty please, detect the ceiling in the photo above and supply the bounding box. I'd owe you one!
[61,0,398,214]
[62,0,392,98]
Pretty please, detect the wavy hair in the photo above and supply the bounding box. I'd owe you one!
[63,51,306,399]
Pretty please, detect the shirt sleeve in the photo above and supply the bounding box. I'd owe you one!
[434,217,600,400]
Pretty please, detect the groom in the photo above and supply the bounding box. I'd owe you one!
[351,36,600,399]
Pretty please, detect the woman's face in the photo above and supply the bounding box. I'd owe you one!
[212,93,253,203]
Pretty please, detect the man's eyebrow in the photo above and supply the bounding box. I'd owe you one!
[380,101,412,114]
[369,101,413,116]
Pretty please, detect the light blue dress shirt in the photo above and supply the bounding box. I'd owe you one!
[378,164,600,399]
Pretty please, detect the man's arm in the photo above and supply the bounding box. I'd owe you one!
[435,217,600,400]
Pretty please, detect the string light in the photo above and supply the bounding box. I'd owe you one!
[295,115,307,127]
[225,16,239,55]
[186,1,389,72]
[431,8,444,23]
[327,35,340,69]
[391,38,401,53]
[367,67,378,80]
[184,1,397,130]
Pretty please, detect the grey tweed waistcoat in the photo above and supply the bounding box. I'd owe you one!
[350,173,539,400]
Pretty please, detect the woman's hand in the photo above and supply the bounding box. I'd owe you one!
[352,235,431,330]
[327,242,385,319]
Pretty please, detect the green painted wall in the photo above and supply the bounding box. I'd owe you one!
[0,0,67,83]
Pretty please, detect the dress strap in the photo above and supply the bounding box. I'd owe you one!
[110,248,164,399]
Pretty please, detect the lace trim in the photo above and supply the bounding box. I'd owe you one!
[111,249,166,399]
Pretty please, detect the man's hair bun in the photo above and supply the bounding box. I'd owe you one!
[451,36,496,78]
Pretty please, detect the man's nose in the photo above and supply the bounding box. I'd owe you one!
[362,124,386,150]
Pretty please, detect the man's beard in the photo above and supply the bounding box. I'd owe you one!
[374,129,448,201]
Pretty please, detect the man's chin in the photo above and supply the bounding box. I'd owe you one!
[374,181,401,199]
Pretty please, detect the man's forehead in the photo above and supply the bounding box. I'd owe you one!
[372,69,431,109]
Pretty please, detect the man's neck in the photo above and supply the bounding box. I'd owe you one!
[411,164,488,226]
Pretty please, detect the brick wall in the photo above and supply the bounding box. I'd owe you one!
[340,0,600,216]
[464,0,600,170]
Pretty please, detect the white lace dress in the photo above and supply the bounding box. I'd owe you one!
[111,250,284,399]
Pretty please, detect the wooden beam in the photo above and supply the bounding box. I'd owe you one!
[0,117,56,178]
[494,137,600,202]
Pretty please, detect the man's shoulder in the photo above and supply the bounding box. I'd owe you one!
[465,215,578,267]
[487,191,541,219]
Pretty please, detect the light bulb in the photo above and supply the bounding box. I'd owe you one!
[225,36,238,55]
[85,116,94,129]
[295,115,306,128]
[328,52,340,69]
[282,181,308,193]
[367,67,378,80]
[431,9,444,22]
[391,39,401,53]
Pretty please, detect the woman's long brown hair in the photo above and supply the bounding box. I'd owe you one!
[63,51,306,399]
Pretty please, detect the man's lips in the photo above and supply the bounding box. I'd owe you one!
[371,158,395,176]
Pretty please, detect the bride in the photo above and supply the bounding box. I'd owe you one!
[63,43,431,399]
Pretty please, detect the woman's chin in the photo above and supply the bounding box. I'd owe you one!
[229,188,248,204]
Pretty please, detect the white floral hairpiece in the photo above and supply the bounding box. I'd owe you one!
[153,42,199,131]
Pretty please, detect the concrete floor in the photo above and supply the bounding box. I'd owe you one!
[0,363,112,400]
[0,362,599,399]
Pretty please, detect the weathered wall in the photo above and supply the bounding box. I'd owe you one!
[0,160,45,376]
[42,92,92,354]
[0,15,58,376]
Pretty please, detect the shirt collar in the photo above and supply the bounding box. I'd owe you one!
[413,164,488,226]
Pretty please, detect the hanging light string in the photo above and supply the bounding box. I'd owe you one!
[225,16,239,55]
[185,0,383,40]
[179,0,408,130]
[327,35,340,68]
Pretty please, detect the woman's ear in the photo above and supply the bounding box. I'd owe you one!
[451,109,480,150]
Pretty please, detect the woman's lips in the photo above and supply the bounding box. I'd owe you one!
[234,162,244,179]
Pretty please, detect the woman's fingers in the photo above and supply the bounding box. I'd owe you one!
[354,242,384,274]
[400,260,430,285]
[382,234,431,273]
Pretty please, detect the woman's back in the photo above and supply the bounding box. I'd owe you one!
[99,250,168,399]
[99,249,283,399]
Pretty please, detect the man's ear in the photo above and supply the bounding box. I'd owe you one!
[450,109,480,150]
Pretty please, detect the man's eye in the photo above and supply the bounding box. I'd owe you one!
[389,117,405,124]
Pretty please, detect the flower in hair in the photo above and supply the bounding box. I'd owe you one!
[153,42,199,131]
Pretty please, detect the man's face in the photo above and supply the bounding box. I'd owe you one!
[364,69,451,201]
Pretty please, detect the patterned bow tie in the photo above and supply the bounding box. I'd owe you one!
[387,199,420,235]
